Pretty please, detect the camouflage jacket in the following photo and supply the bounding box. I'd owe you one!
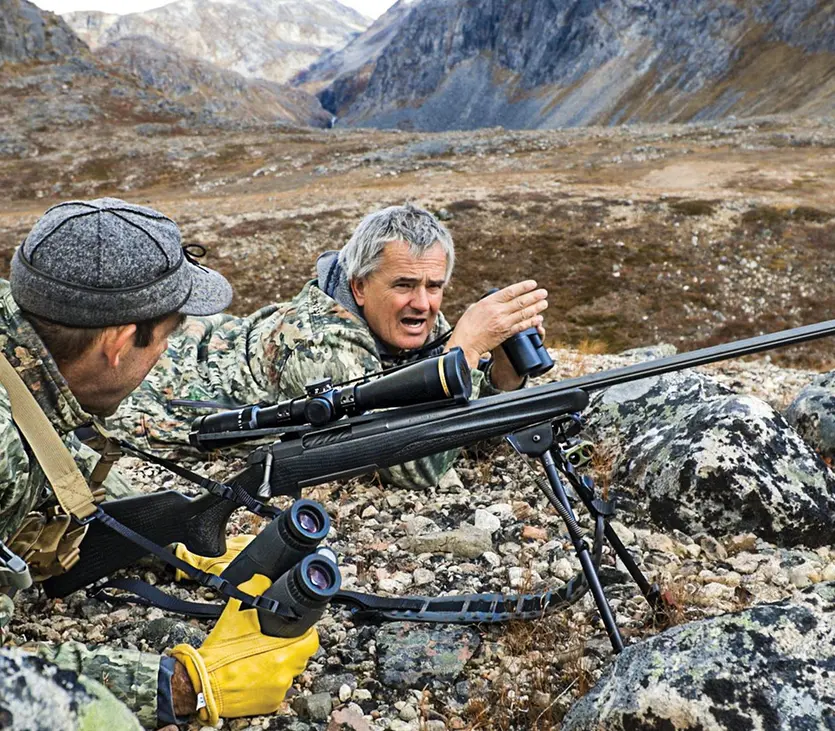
[0,282,162,729]
[111,279,494,488]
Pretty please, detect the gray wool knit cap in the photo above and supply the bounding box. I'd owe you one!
[11,197,232,327]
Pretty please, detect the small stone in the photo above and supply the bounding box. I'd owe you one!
[361,506,379,519]
[413,568,435,585]
[339,684,352,702]
[482,551,501,568]
[552,558,574,581]
[328,706,372,731]
[725,533,758,555]
[402,527,493,559]
[521,525,548,541]
[292,692,333,722]
[701,582,735,601]
[609,520,635,546]
[474,509,501,533]
[697,535,728,560]
[399,704,419,721]
[352,688,372,701]
[822,563,835,581]
[643,533,675,553]
[425,722,447,731]
[438,468,464,491]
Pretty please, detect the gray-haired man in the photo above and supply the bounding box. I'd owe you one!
[115,202,549,489]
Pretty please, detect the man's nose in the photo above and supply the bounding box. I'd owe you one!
[410,286,430,311]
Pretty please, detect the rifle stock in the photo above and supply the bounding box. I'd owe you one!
[43,467,266,597]
[47,316,835,596]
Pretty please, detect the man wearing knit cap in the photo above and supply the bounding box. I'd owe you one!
[0,199,317,730]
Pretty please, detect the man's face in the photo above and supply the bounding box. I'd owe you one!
[94,314,182,416]
[351,240,448,352]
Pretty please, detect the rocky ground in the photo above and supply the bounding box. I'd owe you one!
[5,347,833,731]
[1,117,835,729]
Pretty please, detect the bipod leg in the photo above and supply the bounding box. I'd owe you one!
[540,449,624,653]
[559,461,663,612]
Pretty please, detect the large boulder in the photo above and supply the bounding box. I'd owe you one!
[585,371,835,547]
[785,370,835,461]
[561,582,835,730]
[0,649,141,730]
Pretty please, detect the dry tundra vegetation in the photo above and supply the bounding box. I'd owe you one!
[2,116,835,729]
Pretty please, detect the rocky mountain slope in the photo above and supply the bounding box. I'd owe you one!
[1,0,89,63]
[96,35,330,127]
[293,0,422,97]
[64,0,371,85]
[0,0,329,133]
[321,0,835,130]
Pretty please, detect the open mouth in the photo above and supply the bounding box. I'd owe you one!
[400,317,427,331]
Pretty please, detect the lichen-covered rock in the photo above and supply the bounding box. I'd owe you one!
[0,649,142,730]
[785,370,835,461]
[375,622,480,690]
[561,582,835,731]
[585,371,835,547]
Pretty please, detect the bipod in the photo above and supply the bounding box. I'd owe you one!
[508,416,661,653]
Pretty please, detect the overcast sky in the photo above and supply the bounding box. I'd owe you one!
[32,0,396,19]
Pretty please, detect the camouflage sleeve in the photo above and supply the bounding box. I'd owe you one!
[249,307,490,490]
[32,641,161,730]
[1,648,143,731]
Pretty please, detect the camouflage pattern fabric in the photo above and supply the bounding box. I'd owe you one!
[111,280,492,488]
[0,281,161,728]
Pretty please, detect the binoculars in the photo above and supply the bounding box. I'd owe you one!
[221,499,341,638]
[483,288,554,378]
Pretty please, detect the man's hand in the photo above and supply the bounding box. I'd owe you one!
[446,280,548,387]
[170,574,319,725]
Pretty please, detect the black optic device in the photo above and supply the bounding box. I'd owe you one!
[483,288,554,378]
[190,347,472,449]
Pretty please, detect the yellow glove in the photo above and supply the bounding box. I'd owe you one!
[173,534,255,582]
[169,574,319,725]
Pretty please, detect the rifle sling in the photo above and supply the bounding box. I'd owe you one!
[91,506,295,620]
[116,439,279,518]
[0,352,97,521]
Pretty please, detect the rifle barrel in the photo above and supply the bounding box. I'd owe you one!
[547,318,835,396]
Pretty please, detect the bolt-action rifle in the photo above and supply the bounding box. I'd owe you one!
[44,318,835,651]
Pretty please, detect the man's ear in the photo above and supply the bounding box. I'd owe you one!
[350,277,367,307]
[100,324,137,368]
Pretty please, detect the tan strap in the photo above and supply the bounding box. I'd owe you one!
[0,352,97,520]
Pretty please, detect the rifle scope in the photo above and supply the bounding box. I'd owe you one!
[220,499,330,586]
[258,553,341,638]
[189,347,472,450]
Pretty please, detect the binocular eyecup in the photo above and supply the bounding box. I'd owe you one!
[219,498,341,637]
[220,499,330,586]
[258,553,341,638]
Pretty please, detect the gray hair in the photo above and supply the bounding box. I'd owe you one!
[339,204,455,281]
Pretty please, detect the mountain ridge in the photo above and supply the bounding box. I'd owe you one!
[321,0,835,130]
[63,0,371,85]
